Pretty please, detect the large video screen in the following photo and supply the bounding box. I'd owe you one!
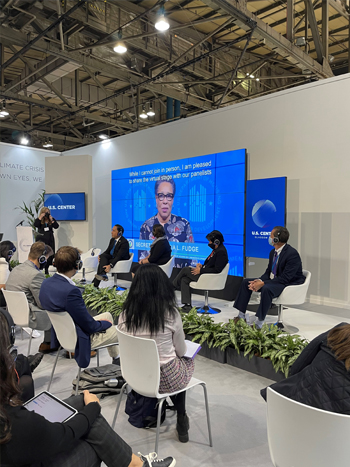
[44,192,86,221]
[111,149,246,276]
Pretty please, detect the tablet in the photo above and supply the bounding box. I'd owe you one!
[23,391,78,423]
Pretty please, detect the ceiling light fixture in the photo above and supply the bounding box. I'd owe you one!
[0,102,9,116]
[256,78,260,81]
[140,106,148,119]
[99,134,109,140]
[147,103,155,117]
[113,40,127,54]
[20,135,29,145]
[250,74,254,78]
[155,15,169,31]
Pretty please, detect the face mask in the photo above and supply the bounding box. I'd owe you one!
[208,243,216,249]
[268,237,274,246]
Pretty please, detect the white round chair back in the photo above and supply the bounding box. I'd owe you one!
[110,253,134,274]
[159,256,175,278]
[46,310,77,353]
[81,248,101,270]
[273,269,311,306]
[2,289,30,327]
[267,387,350,467]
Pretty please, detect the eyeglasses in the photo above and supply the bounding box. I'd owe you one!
[156,193,174,201]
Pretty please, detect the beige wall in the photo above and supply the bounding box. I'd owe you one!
[45,155,92,252]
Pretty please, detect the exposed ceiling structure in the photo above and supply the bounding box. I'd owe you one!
[0,0,348,151]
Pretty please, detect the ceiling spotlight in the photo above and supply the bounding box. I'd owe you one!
[155,15,169,31]
[295,36,306,46]
[140,106,148,119]
[147,103,155,117]
[99,134,109,140]
[20,135,29,145]
[0,102,9,116]
[0,113,4,118]
[113,40,127,54]
[250,74,254,78]
[256,78,260,81]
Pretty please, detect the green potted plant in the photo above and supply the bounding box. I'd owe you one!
[82,284,128,323]
[16,190,45,238]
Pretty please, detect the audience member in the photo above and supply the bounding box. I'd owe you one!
[173,230,228,312]
[40,246,119,368]
[119,264,194,443]
[93,224,130,288]
[34,207,59,274]
[0,240,16,308]
[131,224,171,276]
[233,226,305,328]
[0,312,176,467]
[6,242,54,353]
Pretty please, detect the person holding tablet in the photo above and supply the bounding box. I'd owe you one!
[0,313,176,467]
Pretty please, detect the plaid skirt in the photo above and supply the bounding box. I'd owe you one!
[159,356,195,394]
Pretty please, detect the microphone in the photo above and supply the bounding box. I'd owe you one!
[91,248,96,256]
[16,220,24,227]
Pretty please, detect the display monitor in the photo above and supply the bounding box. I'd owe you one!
[44,192,86,221]
[111,149,246,276]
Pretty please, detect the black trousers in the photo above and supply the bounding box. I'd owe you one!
[234,278,286,321]
[170,392,186,415]
[93,253,113,287]
[173,267,200,304]
[43,394,133,467]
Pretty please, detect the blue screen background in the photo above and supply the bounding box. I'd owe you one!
[44,193,86,221]
[111,149,246,276]
[245,177,286,259]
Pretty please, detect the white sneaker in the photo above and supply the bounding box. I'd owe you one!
[139,452,176,467]
[22,327,41,338]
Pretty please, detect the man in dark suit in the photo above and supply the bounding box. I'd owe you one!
[234,226,305,328]
[39,246,119,368]
[173,230,228,312]
[93,224,130,288]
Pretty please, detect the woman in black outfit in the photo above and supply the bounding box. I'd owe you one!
[0,312,176,467]
[132,225,171,275]
[34,207,59,274]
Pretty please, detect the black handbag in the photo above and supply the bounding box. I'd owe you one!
[125,389,173,428]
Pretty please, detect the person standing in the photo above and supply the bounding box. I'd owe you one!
[34,207,59,274]
[93,224,130,288]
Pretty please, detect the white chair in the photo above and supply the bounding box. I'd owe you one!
[266,387,350,467]
[46,310,118,395]
[79,248,101,283]
[112,327,213,454]
[189,263,230,314]
[158,256,175,278]
[272,269,311,333]
[2,289,35,355]
[110,253,134,290]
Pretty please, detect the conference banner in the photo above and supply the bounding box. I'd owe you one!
[245,177,286,259]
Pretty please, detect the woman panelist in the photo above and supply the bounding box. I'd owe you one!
[34,207,59,274]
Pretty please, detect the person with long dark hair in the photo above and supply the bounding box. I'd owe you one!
[119,264,194,443]
[131,224,171,275]
[0,240,16,307]
[34,207,59,274]
[0,312,176,467]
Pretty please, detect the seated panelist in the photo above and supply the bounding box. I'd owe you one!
[93,224,130,288]
[131,224,171,276]
[233,226,305,329]
[173,230,228,312]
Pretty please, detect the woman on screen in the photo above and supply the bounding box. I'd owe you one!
[119,264,194,443]
[34,207,59,274]
[131,224,171,275]
[0,313,176,467]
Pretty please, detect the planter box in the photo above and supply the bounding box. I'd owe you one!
[185,334,226,364]
[226,346,285,382]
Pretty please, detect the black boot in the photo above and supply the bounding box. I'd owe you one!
[176,412,189,443]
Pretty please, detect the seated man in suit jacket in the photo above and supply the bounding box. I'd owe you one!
[234,226,305,329]
[173,230,228,312]
[40,247,119,368]
[93,224,130,288]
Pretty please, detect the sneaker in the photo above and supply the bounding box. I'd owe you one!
[95,274,108,281]
[28,352,44,372]
[139,452,176,467]
[176,412,189,443]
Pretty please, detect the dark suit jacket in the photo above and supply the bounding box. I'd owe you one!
[149,238,171,265]
[39,274,112,367]
[102,236,130,267]
[200,244,228,275]
[260,243,305,286]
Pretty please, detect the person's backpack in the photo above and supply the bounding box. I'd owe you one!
[72,364,125,398]
[125,389,175,429]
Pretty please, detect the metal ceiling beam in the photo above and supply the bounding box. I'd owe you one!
[0,120,83,143]
[202,0,333,78]
[304,0,324,63]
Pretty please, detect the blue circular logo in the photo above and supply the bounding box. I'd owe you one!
[252,199,276,228]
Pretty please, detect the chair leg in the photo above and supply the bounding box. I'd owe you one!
[200,383,213,447]
[75,367,82,396]
[155,398,166,454]
[27,329,33,356]
[112,382,128,429]
[47,346,62,391]
[21,327,23,340]
[96,349,100,367]
[113,273,126,291]
[80,268,86,283]
[197,291,222,315]
[275,305,299,334]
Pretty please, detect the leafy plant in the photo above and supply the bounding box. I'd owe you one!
[82,284,128,318]
[9,259,19,269]
[16,190,45,236]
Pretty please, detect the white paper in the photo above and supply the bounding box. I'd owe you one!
[184,339,201,359]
